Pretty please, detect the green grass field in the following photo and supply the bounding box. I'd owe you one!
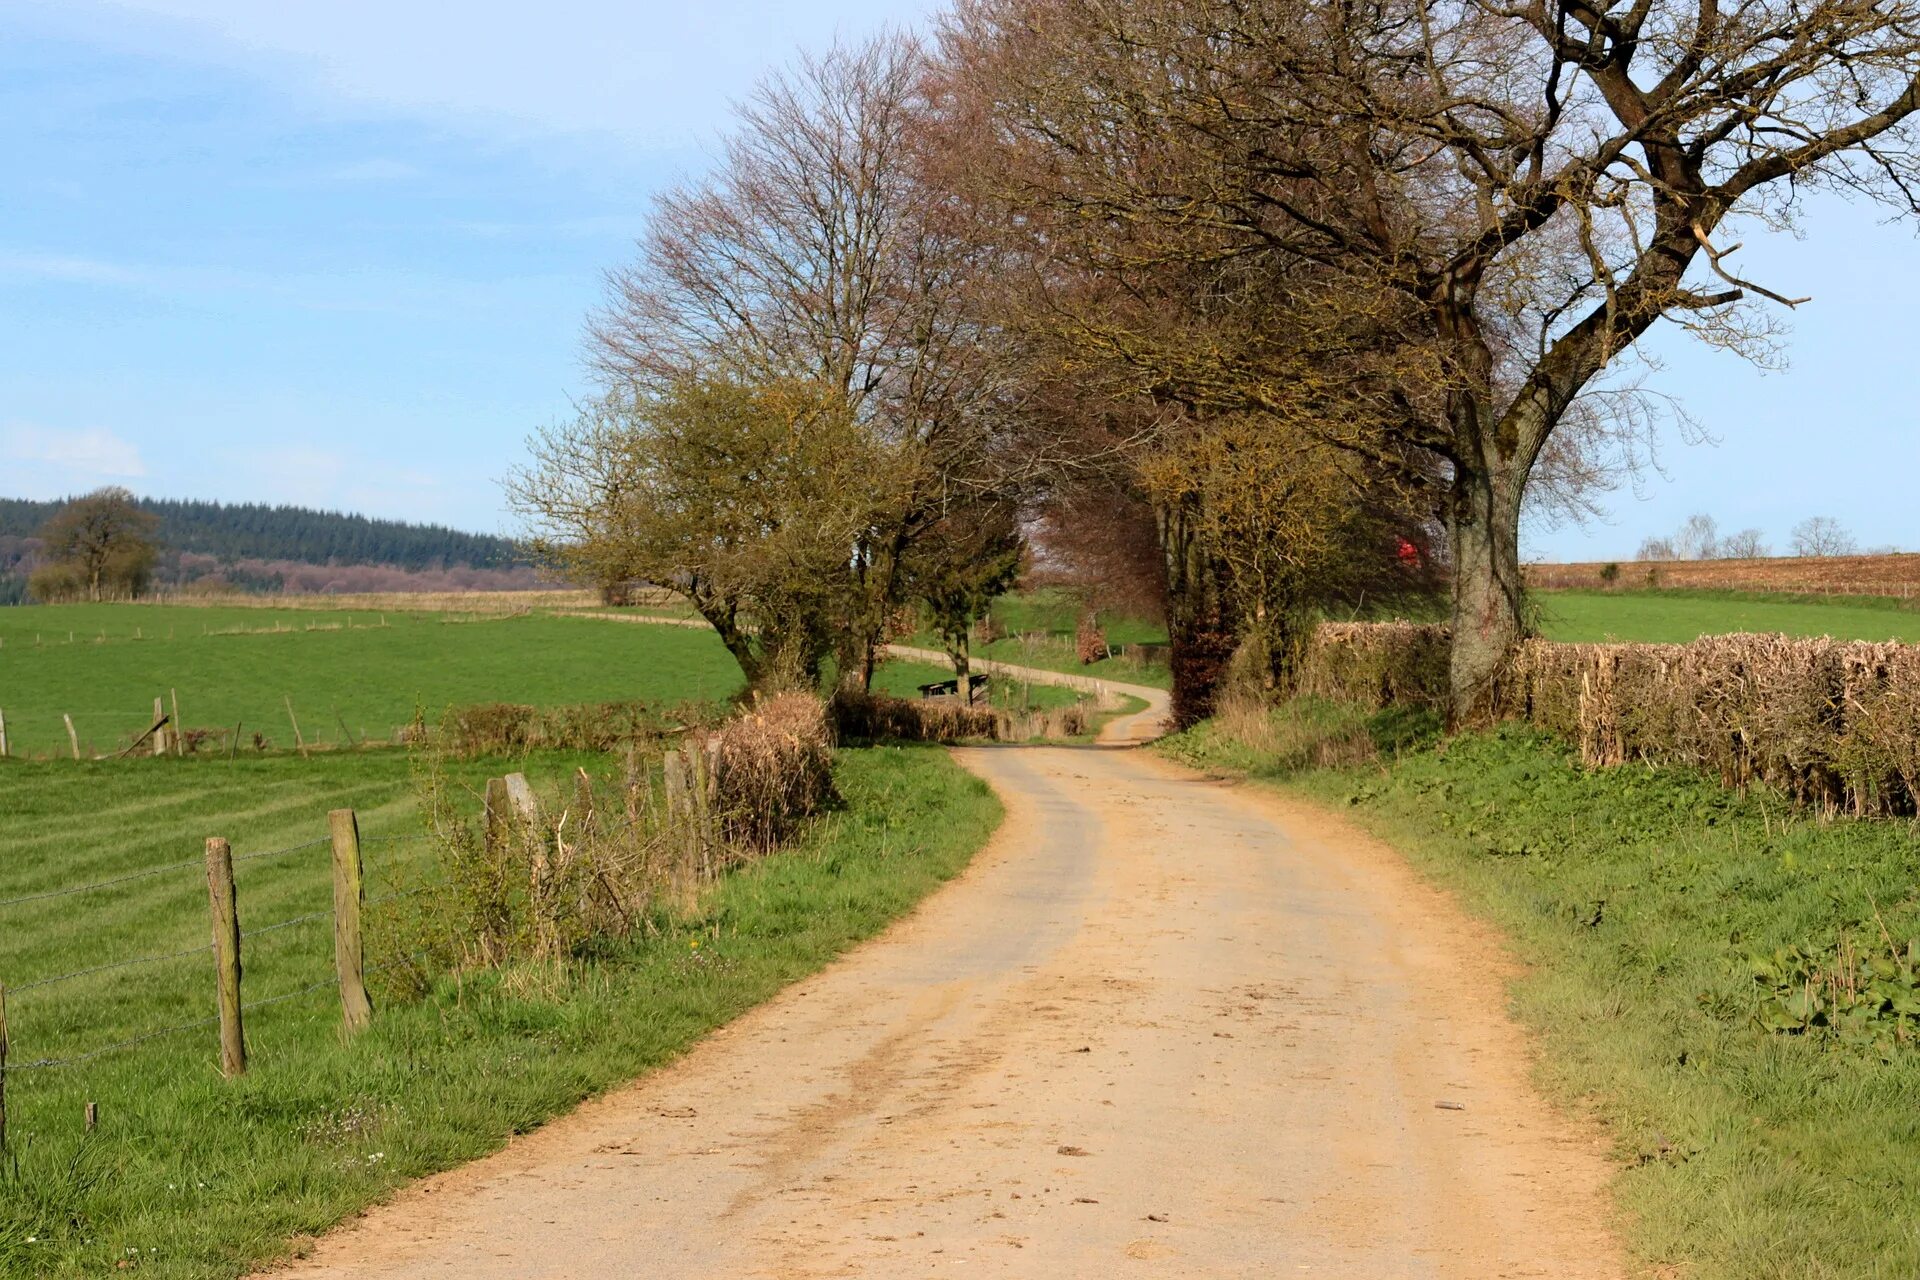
[1538,589,1920,644]
[1164,706,1920,1278]
[870,656,1084,711]
[913,589,1172,690]
[0,744,1000,1278]
[0,603,745,758]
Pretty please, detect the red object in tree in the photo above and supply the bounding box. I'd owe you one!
[1396,538,1421,566]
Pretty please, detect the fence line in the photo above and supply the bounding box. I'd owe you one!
[0,834,343,911]
[246,907,334,938]
[5,946,433,1075]
[7,1013,221,1072]
[9,942,211,995]
[234,836,332,864]
[0,856,202,909]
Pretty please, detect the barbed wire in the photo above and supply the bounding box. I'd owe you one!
[0,834,340,911]
[237,975,336,1014]
[246,907,334,938]
[4,950,435,1074]
[5,1014,220,1072]
[7,942,211,995]
[235,836,331,864]
[0,856,202,910]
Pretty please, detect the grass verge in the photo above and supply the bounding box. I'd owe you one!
[0,744,1000,1278]
[1162,703,1920,1279]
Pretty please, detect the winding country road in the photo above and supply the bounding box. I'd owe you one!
[276,649,1621,1278]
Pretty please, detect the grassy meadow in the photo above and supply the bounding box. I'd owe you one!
[1165,706,1920,1278]
[0,597,1024,1275]
[1537,588,1920,644]
[0,745,1001,1278]
[927,588,1173,689]
[0,603,745,758]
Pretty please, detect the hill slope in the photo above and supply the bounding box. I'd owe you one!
[0,496,536,603]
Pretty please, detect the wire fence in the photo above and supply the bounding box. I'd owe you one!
[0,823,439,1105]
[7,950,433,1073]
[0,835,348,912]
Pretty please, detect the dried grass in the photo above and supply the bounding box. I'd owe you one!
[830,687,1000,743]
[1300,622,1920,816]
[1528,554,1920,598]
[702,693,838,853]
[1298,622,1452,710]
[439,700,667,756]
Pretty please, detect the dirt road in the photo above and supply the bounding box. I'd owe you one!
[278,708,1621,1278]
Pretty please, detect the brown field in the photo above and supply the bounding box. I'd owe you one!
[1528,553,1920,598]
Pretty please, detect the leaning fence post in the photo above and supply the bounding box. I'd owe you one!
[483,776,510,858]
[1,981,10,1156]
[204,838,246,1077]
[64,713,81,761]
[328,809,373,1036]
[153,696,168,757]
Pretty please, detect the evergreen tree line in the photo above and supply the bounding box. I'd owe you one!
[0,496,523,570]
[0,494,530,603]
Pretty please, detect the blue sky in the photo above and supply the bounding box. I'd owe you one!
[0,1,1913,558]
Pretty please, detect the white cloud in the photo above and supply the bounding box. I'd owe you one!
[2,423,148,478]
[0,252,149,286]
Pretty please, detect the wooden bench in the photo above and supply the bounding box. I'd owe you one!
[916,673,990,704]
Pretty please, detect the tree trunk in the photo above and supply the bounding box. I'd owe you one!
[949,634,973,704]
[1446,452,1529,726]
[1157,500,1237,729]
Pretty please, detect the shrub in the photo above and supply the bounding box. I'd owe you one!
[1298,622,1451,709]
[702,692,838,852]
[1076,610,1107,664]
[1301,621,1920,817]
[393,694,840,972]
[439,700,665,756]
[830,687,998,743]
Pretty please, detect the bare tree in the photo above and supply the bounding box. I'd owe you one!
[583,33,1016,685]
[1791,517,1860,558]
[31,487,160,602]
[942,0,1920,719]
[1719,528,1771,560]
[1674,514,1721,561]
[1637,536,1678,562]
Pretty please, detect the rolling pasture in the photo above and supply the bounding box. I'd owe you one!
[0,598,1006,1276]
[1536,589,1920,644]
[0,603,743,758]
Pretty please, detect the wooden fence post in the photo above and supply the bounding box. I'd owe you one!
[1,981,9,1156]
[153,697,168,757]
[171,690,182,756]
[64,714,80,761]
[0,707,9,758]
[483,776,511,859]
[328,809,373,1036]
[284,697,307,757]
[204,838,246,1077]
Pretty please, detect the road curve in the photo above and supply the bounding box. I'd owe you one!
[273,709,1621,1277]
[879,643,1171,745]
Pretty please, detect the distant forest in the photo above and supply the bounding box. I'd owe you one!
[0,496,544,604]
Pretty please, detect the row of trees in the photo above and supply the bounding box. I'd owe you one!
[1637,515,1874,562]
[516,0,1920,723]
